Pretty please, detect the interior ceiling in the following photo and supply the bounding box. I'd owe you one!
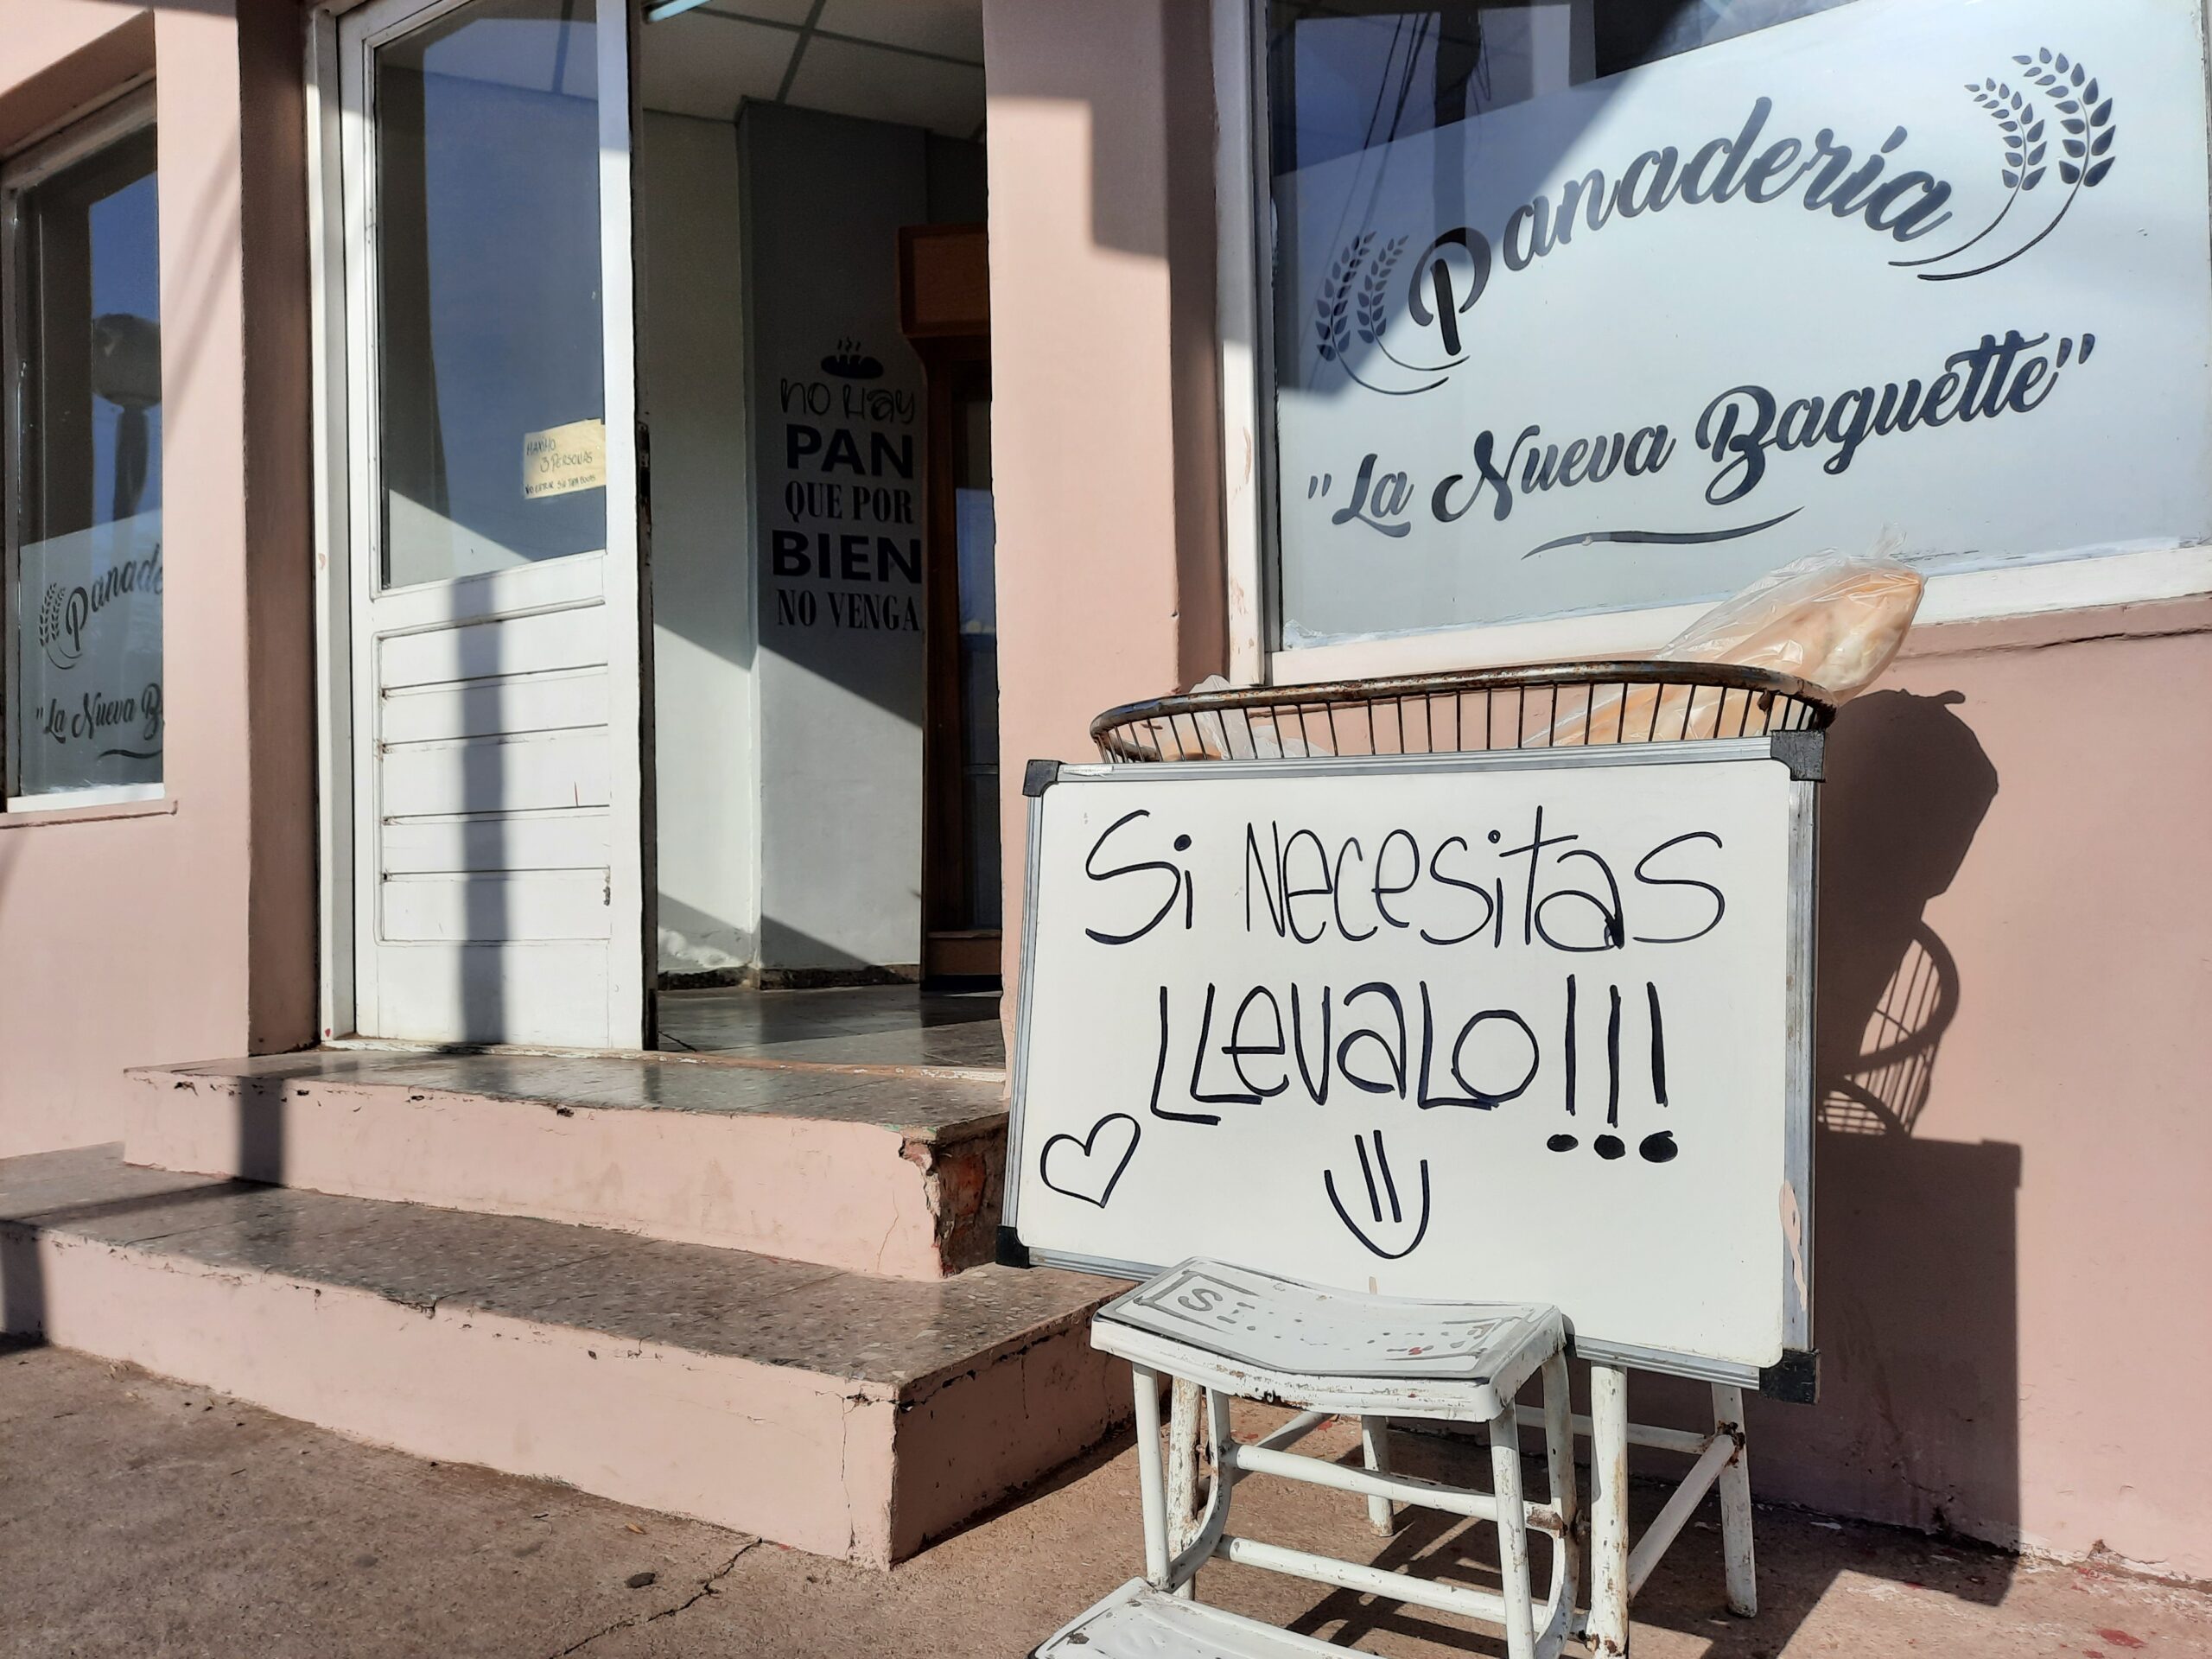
[641,0,986,140]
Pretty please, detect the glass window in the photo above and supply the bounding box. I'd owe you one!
[951,372,999,933]
[374,0,605,589]
[3,96,163,804]
[1262,1,2212,650]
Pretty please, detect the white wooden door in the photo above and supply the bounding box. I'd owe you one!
[338,0,651,1046]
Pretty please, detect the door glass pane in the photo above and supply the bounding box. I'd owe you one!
[376,0,605,589]
[951,375,998,932]
[9,118,163,800]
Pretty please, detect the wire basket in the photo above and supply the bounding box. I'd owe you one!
[1091,661,1835,764]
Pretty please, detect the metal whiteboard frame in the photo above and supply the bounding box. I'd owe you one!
[1005,735,1820,1398]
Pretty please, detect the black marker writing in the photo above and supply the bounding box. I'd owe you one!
[1324,1130,1433,1260]
[1084,810,1188,945]
[1632,832,1727,944]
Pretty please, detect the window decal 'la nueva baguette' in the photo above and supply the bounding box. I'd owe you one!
[1274,0,2197,645]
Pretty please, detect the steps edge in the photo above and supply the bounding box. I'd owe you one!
[121,1069,1005,1279]
[0,1215,1123,1565]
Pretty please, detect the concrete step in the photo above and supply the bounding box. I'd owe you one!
[657,983,1006,1073]
[124,1051,1007,1280]
[0,1146,1128,1566]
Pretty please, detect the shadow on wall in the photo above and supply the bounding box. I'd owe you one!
[1777,689,2015,1560]
[1622,687,2013,1649]
[994,0,1700,255]
[1817,690,1996,1137]
[758,912,922,978]
[67,0,233,12]
[657,890,757,980]
[0,821,267,1344]
[0,836,38,1340]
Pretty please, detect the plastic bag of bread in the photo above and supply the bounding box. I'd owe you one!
[1548,537,1923,744]
[1662,537,1923,695]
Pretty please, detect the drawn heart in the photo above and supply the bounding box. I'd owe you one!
[1039,1112,1141,1209]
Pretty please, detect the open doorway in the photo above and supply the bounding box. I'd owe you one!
[636,0,1001,1060]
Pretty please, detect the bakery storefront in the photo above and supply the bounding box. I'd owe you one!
[1190,0,2212,1583]
[0,0,2206,1587]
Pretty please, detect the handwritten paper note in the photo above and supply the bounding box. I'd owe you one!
[522,418,606,500]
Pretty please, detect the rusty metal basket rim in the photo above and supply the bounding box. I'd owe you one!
[1090,659,1837,752]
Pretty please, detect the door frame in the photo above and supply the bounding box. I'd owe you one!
[898,220,996,985]
[307,0,655,1046]
[918,340,992,982]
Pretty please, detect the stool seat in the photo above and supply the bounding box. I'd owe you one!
[1091,1258,1565,1423]
[1032,1578,1351,1659]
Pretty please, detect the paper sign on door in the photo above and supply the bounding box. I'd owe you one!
[523,418,606,499]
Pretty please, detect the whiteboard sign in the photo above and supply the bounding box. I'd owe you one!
[1007,741,1816,1383]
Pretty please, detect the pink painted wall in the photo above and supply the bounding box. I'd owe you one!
[984,0,1224,1021]
[984,0,2212,1580]
[0,2,315,1160]
[1734,600,2212,1578]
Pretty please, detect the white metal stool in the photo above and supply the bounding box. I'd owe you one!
[1034,1260,1579,1659]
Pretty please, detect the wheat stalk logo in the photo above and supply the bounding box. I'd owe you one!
[1908,47,2116,283]
[1355,236,1402,345]
[1313,231,1450,396]
[2027,47,2118,190]
[1895,77,2044,268]
[37,584,83,670]
[1313,233,1370,368]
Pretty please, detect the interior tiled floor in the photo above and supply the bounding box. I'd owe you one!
[656,983,1005,1072]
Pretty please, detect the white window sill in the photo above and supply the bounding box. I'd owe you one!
[0,794,175,830]
[1268,544,2212,685]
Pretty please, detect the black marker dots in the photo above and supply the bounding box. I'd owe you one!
[1548,977,1676,1161]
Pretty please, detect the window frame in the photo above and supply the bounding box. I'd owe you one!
[1217,0,2212,687]
[0,84,163,813]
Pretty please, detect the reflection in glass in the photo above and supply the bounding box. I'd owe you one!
[1264,0,1873,647]
[951,378,998,931]
[1267,0,1862,175]
[8,119,163,799]
[376,0,605,588]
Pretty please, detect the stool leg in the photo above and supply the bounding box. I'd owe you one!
[1166,1379,1203,1598]
[1360,1415,1396,1535]
[1487,1401,1538,1659]
[1587,1361,1633,1656]
[1713,1383,1758,1617]
[1541,1352,1577,1540]
[1130,1363,1169,1586]
[1186,1385,1236,1592]
[1541,1350,1578,1638]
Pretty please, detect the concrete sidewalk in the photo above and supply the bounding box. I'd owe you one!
[4,1341,2204,1658]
